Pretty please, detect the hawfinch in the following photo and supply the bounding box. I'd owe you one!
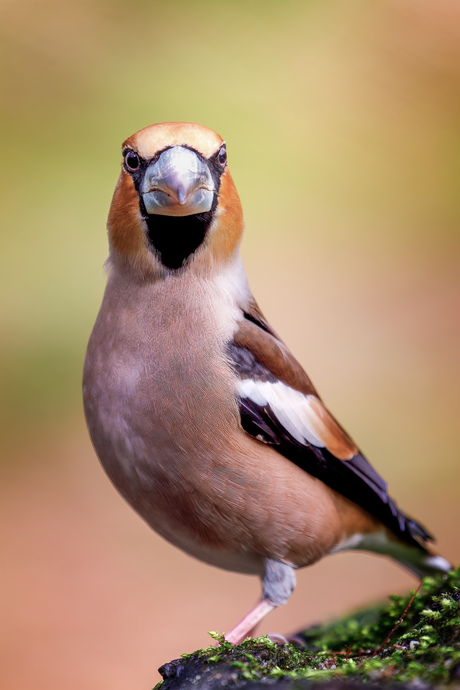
[83,122,451,644]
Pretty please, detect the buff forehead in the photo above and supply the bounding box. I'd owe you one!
[123,122,224,160]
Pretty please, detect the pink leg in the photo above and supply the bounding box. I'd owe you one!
[224,598,275,645]
[245,623,260,639]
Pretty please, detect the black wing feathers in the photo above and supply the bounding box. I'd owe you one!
[238,388,433,547]
[231,313,433,549]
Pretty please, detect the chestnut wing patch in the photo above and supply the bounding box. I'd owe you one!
[228,317,432,549]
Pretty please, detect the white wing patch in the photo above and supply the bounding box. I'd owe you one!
[238,379,327,448]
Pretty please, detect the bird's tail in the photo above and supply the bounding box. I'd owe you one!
[344,527,452,579]
[392,548,452,579]
[384,504,452,578]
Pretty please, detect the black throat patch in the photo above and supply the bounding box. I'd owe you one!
[143,210,214,270]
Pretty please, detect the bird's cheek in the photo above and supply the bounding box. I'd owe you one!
[107,172,147,260]
[207,170,244,262]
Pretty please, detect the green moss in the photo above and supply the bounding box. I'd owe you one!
[156,566,460,688]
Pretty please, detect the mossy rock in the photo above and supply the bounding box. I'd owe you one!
[155,566,460,689]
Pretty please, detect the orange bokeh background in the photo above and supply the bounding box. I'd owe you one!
[1,1,459,688]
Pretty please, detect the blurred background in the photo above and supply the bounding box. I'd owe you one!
[1,0,459,688]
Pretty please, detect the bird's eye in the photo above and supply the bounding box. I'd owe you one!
[217,145,227,167]
[125,151,140,172]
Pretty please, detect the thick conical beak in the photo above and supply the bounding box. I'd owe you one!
[141,146,215,217]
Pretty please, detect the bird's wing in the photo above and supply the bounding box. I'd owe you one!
[228,302,432,548]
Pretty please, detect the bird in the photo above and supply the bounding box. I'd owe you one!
[83,121,451,645]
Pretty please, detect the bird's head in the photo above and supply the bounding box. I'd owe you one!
[107,122,243,278]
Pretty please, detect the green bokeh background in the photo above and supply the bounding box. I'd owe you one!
[1,1,459,688]
[2,0,459,445]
